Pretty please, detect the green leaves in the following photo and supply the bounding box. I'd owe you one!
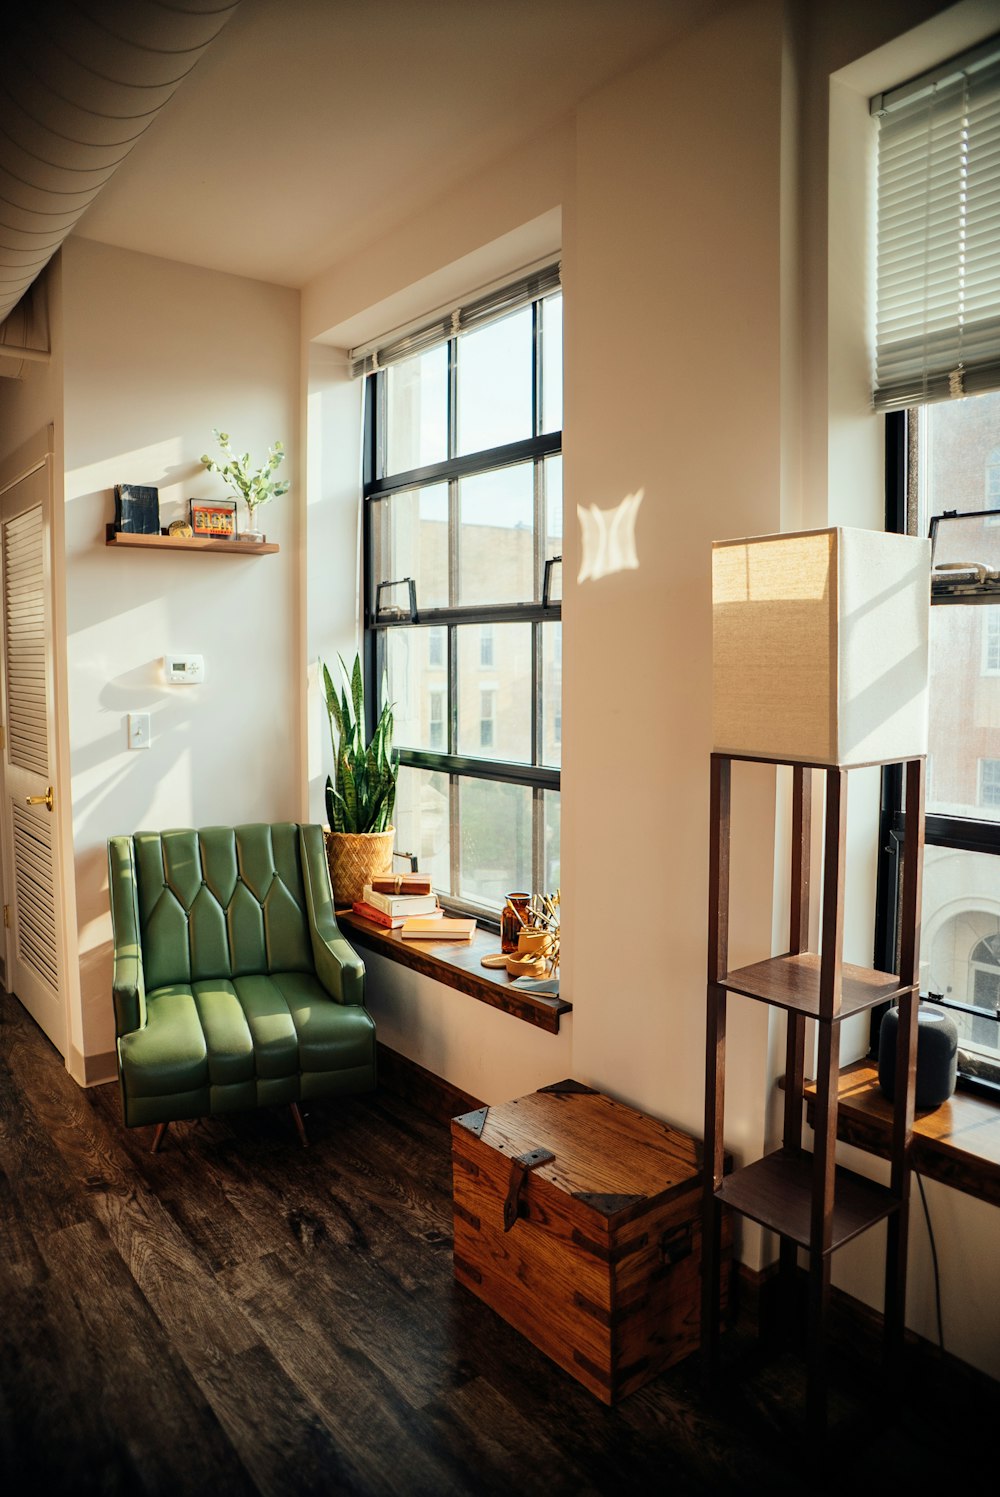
[201,429,288,513]
[322,653,399,833]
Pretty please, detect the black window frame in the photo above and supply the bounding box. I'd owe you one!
[872,409,1000,1097]
[361,289,562,923]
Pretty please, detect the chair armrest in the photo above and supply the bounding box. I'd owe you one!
[107,836,146,1035]
[299,824,365,1005]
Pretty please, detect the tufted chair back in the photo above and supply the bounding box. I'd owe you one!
[131,823,315,991]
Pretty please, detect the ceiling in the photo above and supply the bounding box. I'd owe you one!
[73,0,711,289]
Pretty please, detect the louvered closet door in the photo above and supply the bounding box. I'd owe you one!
[0,457,66,1055]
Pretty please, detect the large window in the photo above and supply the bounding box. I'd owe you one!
[877,396,1000,1091]
[872,37,1000,1090]
[361,268,562,918]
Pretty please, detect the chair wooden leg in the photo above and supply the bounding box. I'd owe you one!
[290,1102,308,1148]
[151,1122,169,1153]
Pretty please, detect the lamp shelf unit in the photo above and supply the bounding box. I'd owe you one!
[714,1148,899,1253]
[721,952,907,1017]
[105,527,278,556]
[702,754,925,1436]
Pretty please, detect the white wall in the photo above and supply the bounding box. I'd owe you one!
[564,0,787,1202]
[60,238,301,1066]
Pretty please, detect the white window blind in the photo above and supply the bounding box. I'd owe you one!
[874,39,1000,411]
[350,261,560,378]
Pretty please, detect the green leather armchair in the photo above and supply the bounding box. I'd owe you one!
[107,822,375,1150]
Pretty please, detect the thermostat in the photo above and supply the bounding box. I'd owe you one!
[163,654,205,684]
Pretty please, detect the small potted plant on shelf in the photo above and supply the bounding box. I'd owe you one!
[323,652,398,906]
[200,428,289,542]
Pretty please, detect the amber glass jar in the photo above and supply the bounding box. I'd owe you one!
[500,892,532,954]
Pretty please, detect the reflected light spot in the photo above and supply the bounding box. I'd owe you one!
[577,489,643,583]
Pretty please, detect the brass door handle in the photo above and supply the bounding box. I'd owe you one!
[25,786,54,813]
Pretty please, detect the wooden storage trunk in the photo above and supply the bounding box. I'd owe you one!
[451,1079,731,1404]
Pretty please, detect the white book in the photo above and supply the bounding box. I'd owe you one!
[362,884,439,917]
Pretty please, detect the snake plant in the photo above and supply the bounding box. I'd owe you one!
[323,654,398,833]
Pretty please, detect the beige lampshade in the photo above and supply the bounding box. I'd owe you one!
[712,527,930,767]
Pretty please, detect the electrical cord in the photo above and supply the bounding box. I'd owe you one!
[916,1170,944,1350]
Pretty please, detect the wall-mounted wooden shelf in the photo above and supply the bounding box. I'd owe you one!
[105,527,278,556]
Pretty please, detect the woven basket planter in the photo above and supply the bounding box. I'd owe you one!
[325,827,395,908]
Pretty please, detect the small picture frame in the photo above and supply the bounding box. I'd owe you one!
[190,499,237,539]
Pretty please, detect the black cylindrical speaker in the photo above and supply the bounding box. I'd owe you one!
[878,1003,958,1110]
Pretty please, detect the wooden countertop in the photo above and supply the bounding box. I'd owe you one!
[337,909,571,1035]
[804,1060,1000,1208]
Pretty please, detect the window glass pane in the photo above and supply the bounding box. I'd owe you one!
[458,464,535,605]
[457,307,532,456]
[384,627,449,752]
[544,454,562,603]
[385,346,448,475]
[395,766,450,893]
[459,778,531,910]
[544,789,561,891]
[927,604,1000,823]
[542,622,562,768]
[541,293,562,434]
[922,846,1000,1064]
[372,485,449,613]
[457,622,532,762]
[918,388,1000,530]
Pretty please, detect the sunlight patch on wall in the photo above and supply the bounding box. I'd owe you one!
[67,438,194,511]
[577,488,643,583]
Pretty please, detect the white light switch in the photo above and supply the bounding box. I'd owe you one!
[163,654,205,684]
[128,712,150,750]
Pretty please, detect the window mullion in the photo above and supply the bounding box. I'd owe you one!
[532,299,541,437]
[531,619,541,769]
[449,774,461,902]
[447,620,457,757]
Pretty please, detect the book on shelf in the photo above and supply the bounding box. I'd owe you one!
[361,884,439,917]
[351,900,436,929]
[400,915,477,942]
[369,872,433,896]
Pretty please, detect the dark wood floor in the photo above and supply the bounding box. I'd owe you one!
[1,989,994,1495]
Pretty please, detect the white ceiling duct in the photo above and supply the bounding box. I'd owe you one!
[0,0,241,331]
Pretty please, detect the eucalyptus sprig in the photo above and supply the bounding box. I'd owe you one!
[201,429,289,516]
[323,653,398,834]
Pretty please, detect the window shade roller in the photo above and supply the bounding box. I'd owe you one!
[874,44,1000,411]
[350,261,560,378]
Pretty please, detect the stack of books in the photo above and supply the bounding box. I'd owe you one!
[352,881,440,929]
[350,879,478,942]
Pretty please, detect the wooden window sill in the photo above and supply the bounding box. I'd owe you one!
[804,1060,1000,1208]
[336,910,571,1035]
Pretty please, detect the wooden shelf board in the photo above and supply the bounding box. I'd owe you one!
[721,952,905,1018]
[337,909,570,1035]
[714,1148,899,1251]
[805,1060,1000,1208]
[106,529,278,556]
